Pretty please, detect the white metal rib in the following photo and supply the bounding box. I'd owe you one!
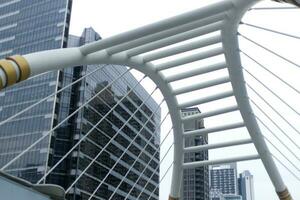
[184,138,253,153]
[143,34,222,62]
[127,21,223,57]
[155,46,224,71]
[164,61,227,82]
[184,122,245,137]
[79,0,233,54]
[183,154,260,169]
[172,76,230,95]
[181,105,239,122]
[178,90,234,109]
[106,14,226,55]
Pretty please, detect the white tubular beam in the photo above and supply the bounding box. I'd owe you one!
[173,76,230,95]
[222,0,289,196]
[79,1,233,55]
[183,154,260,169]
[143,34,222,62]
[182,105,239,122]
[184,122,245,137]
[106,14,226,55]
[184,138,253,153]
[127,21,223,57]
[164,61,227,82]
[156,47,224,71]
[178,90,233,109]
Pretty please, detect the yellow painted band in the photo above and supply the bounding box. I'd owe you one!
[277,189,292,200]
[0,75,3,90]
[0,60,17,87]
[7,55,30,82]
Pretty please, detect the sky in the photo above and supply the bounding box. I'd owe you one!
[69,0,300,199]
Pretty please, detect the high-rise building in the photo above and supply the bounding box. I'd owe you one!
[0,1,160,199]
[181,107,209,200]
[210,163,238,195]
[53,27,160,200]
[0,0,72,183]
[223,194,242,200]
[210,189,225,200]
[238,171,255,200]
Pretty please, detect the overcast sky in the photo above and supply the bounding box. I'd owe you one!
[70,0,300,199]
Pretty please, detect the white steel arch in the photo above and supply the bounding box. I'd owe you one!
[0,0,298,199]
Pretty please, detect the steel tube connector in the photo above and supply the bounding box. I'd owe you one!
[0,55,30,90]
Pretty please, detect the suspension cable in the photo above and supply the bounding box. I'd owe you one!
[36,73,147,183]
[240,22,300,40]
[85,92,161,199]
[92,79,160,142]
[65,98,165,195]
[146,161,174,200]
[272,154,300,182]
[251,99,300,151]
[134,143,174,200]
[1,68,132,171]
[242,67,300,116]
[263,136,300,173]
[238,33,300,69]
[0,65,108,127]
[84,104,160,161]
[254,114,300,162]
[85,92,160,155]
[249,7,299,10]
[247,84,300,137]
[240,50,300,94]
[107,126,173,200]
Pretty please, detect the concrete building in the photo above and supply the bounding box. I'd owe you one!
[181,108,209,200]
[238,171,255,200]
[210,163,238,195]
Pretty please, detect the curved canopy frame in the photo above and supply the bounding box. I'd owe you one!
[0,0,297,199]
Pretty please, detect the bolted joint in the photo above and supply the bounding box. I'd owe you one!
[169,196,179,200]
[272,0,300,7]
[277,188,293,200]
[0,55,30,90]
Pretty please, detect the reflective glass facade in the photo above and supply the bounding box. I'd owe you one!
[0,1,160,199]
[46,28,160,200]
[0,0,72,183]
[181,108,209,200]
[238,171,254,200]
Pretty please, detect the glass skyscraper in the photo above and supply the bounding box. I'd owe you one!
[0,1,160,199]
[0,0,72,183]
[238,171,255,200]
[55,28,160,200]
[181,108,209,200]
